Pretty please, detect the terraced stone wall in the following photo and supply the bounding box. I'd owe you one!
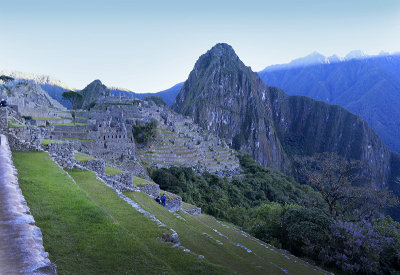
[0,108,7,131]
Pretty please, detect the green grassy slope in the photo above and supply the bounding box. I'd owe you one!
[13,151,228,275]
[126,191,327,275]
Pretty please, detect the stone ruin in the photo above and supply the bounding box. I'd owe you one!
[0,92,244,215]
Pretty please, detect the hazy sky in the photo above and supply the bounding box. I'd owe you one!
[1,0,399,92]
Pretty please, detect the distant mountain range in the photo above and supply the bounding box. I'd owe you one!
[258,52,400,154]
[0,69,183,108]
[109,82,184,106]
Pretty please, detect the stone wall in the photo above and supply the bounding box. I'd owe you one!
[6,132,40,151]
[101,172,133,192]
[8,126,41,148]
[165,196,182,212]
[184,207,202,215]
[78,159,105,175]
[0,108,7,132]
[44,142,75,169]
[135,183,160,197]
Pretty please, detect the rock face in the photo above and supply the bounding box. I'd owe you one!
[80,80,110,109]
[173,44,288,171]
[173,43,393,187]
[0,80,66,117]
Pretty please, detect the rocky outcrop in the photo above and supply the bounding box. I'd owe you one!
[173,43,288,171]
[80,80,110,109]
[0,80,66,118]
[173,43,393,187]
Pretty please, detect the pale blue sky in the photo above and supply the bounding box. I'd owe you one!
[0,0,399,92]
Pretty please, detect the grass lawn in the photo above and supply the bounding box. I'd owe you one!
[125,191,327,275]
[8,122,25,128]
[41,139,64,145]
[132,176,152,185]
[62,137,95,142]
[13,151,228,275]
[105,165,124,175]
[182,202,199,211]
[54,122,86,126]
[32,117,63,121]
[74,152,96,162]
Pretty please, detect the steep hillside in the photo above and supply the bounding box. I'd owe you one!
[0,70,73,108]
[173,43,393,188]
[80,80,111,109]
[258,54,400,153]
[0,80,67,118]
[13,150,327,274]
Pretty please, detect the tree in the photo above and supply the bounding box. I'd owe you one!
[0,75,14,83]
[62,91,83,124]
[62,90,83,110]
[295,152,398,222]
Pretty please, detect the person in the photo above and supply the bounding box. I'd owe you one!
[0,99,7,107]
[160,193,166,207]
[155,196,161,204]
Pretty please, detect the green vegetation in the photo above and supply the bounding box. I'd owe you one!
[151,153,400,274]
[144,96,168,107]
[150,153,320,227]
[32,117,62,121]
[41,139,64,145]
[105,165,124,175]
[0,75,14,82]
[13,151,227,274]
[125,191,324,274]
[74,152,96,162]
[62,90,83,110]
[8,122,25,128]
[54,122,86,126]
[62,137,95,142]
[132,176,152,185]
[132,119,157,145]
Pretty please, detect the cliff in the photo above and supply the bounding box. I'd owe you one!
[173,43,392,187]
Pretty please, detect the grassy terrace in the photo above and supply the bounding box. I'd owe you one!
[74,152,96,162]
[125,192,326,275]
[105,165,124,175]
[182,202,199,211]
[132,176,153,185]
[8,122,25,128]
[41,139,64,145]
[62,137,95,142]
[54,122,86,126]
[32,117,65,121]
[13,151,228,275]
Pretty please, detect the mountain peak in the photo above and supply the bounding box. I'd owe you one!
[80,79,110,108]
[345,50,367,60]
[207,43,236,56]
[88,79,104,86]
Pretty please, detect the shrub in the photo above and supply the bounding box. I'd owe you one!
[132,119,157,145]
